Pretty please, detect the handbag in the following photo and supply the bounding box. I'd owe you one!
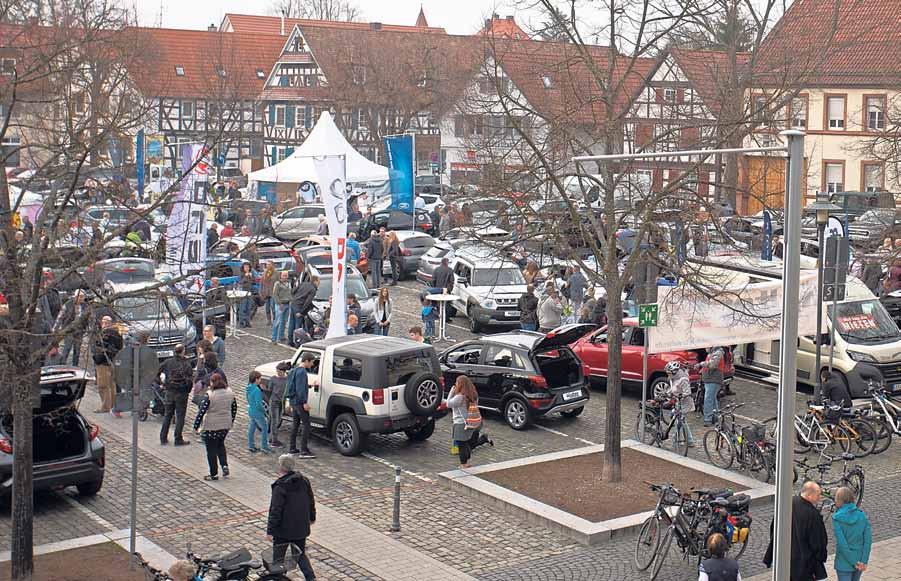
[191,380,205,405]
[465,401,482,430]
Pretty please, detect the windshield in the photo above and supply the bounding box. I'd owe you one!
[113,294,184,321]
[315,275,369,302]
[830,299,900,344]
[473,267,525,287]
[858,209,894,223]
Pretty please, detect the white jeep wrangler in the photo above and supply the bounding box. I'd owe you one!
[255,334,444,456]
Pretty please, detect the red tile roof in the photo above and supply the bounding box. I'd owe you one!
[492,39,656,125]
[128,27,285,99]
[221,13,446,36]
[756,0,901,87]
[480,15,529,40]
[670,48,750,115]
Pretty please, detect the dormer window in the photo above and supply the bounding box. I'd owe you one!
[352,64,366,86]
[216,67,226,78]
[541,75,553,89]
[0,58,15,75]
[256,69,266,79]
[174,65,185,76]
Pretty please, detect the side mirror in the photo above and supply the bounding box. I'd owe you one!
[457,277,469,286]
[821,332,832,346]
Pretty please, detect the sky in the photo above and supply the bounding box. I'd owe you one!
[135,0,536,35]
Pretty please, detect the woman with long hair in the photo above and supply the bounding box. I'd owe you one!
[374,286,393,336]
[385,231,402,286]
[193,372,236,481]
[446,375,491,468]
[523,261,540,285]
[259,261,277,325]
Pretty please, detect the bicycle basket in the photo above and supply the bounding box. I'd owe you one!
[741,424,767,443]
[261,544,301,575]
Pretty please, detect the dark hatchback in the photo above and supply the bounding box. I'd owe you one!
[439,324,590,430]
[0,367,105,501]
[354,209,436,240]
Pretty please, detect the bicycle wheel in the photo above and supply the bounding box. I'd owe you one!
[761,415,778,440]
[846,418,877,458]
[844,469,865,507]
[635,410,658,446]
[672,421,689,457]
[815,423,851,457]
[794,417,812,454]
[869,416,893,455]
[703,430,734,469]
[649,527,674,581]
[747,443,772,483]
[634,515,661,571]
[727,528,751,560]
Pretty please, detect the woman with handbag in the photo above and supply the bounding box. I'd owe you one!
[193,372,236,481]
[193,351,227,405]
[447,375,492,468]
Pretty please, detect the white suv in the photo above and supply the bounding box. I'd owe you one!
[450,250,527,333]
[255,335,444,456]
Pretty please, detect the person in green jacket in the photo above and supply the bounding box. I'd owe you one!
[833,486,872,581]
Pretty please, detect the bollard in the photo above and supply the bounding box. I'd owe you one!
[390,466,401,532]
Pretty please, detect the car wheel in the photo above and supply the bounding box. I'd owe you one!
[504,397,532,430]
[404,372,442,416]
[468,306,483,333]
[561,406,584,418]
[651,376,669,399]
[76,478,103,497]
[332,413,366,456]
[404,419,436,442]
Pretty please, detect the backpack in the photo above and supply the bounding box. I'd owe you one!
[465,401,482,430]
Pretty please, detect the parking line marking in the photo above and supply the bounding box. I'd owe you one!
[361,452,433,483]
[534,425,571,438]
[57,492,116,531]
[575,437,599,446]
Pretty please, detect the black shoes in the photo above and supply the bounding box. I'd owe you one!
[174,439,191,446]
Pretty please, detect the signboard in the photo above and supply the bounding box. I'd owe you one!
[146,135,165,164]
[761,210,773,261]
[314,155,348,338]
[823,217,848,302]
[384,135,414,213]
[166,144,209,290]
[638,304,658,328]
[648,272,820,353]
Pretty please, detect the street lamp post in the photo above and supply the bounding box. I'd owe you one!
[809,192,842,404]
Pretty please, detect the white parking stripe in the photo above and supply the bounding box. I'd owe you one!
[361,452,433,483]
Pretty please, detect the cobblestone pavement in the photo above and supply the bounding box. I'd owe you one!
[5,276,901,580]
[747,534,901,581]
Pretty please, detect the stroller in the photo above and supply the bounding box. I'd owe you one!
[138,381,167,422]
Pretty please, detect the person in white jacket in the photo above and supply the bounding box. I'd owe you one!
[664,360,695,447]
[374,287,393,336]
[537,288,564,333]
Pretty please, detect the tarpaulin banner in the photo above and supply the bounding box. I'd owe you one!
[313,155,348,338]
[166,144,209,291]
[146,135,165,164]
[384,134,414,213]
[648,271,820,353]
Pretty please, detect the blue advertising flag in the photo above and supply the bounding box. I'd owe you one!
[762,210,773,261]
[384,135,414,213]
[136,130,145,203]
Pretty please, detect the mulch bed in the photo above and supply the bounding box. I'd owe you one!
[0,541,149,581]
[480,447,746,523]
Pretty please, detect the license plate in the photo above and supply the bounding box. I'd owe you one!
[507,310,521,317]
[158,350,173,358]
[563,390,583,401]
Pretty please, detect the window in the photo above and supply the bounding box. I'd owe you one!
[789,96,808,128]
[653,124,677,152]
[826,95,846,129]
[256,69,266,79]
[752,95,770,126]
[862,162,884,192]
[216,66,226,78]
[386,353,434,386]
[174,65,185,76]
[865,96,885,130]
[824,162,844,193]
[332,356,362,383]
[445,344,482,365]
[295,350,321,375]
[2,135,20,166]
[274,104,286,127]
[1,58,15,75]
[664,88,677,102]
[484,345,526,369]
[541,75,553,89]
[181,100,194,118]
[352,64,366,85]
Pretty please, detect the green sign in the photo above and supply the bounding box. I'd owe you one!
[638,303,659,328]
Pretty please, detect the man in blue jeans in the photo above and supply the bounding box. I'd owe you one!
[271,271,292,344]
[700,346,725,426]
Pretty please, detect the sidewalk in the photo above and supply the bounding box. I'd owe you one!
[82,391,475,581]
[746,535,901,581]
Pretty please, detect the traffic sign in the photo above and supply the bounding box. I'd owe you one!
[638,303,659,328]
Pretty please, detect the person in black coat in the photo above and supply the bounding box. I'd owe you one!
[267,454,316,580]
[763,481,828,581]
[822,372,853,409]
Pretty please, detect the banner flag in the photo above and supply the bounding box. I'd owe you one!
[166,144,210,291]
[146,135,165,164]
[313,155,348,338]
[762,210,773,261]
[384,135,414,213]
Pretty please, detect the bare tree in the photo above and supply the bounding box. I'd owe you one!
[269,0,361,21]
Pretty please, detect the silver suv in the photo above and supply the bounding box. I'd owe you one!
[256,335,445,456]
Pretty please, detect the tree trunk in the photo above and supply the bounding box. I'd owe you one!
[11,381,34,581]
[602,288,624,482]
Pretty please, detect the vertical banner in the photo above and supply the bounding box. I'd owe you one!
[762,210,773,261]
[166,144,210,291]
[313,155,348,338]
[384,135,414,213]
[145,135,165,164]
[135,130,145,204]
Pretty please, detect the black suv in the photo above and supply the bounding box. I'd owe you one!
[439,325,590,430]
[354,209,436,240]
[0,367,105,501]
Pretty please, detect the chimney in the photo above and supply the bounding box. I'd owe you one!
[280,16,285,35]
[207,23,217,32]
[370,21,382,31]
[484,18,491,28]
[506,15,514,21]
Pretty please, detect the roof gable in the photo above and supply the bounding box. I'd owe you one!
[669,48,750,116]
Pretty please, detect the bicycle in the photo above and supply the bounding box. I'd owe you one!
[703,403,775,482]
[792,404,853,457]
[859,380,898,454]
[185,543,302,580]
[794,452,865,511]
[635,396,691,456]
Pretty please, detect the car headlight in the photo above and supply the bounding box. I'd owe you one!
[847,350,878,363]
[482,299,497,310]
[185,324,197,343]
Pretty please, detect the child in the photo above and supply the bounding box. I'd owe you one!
[268,362,290,448]
[664,360,695,447]
[246,371,273,453]
[421,297,438,340]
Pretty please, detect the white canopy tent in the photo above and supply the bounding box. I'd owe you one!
[248,111,390,185]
